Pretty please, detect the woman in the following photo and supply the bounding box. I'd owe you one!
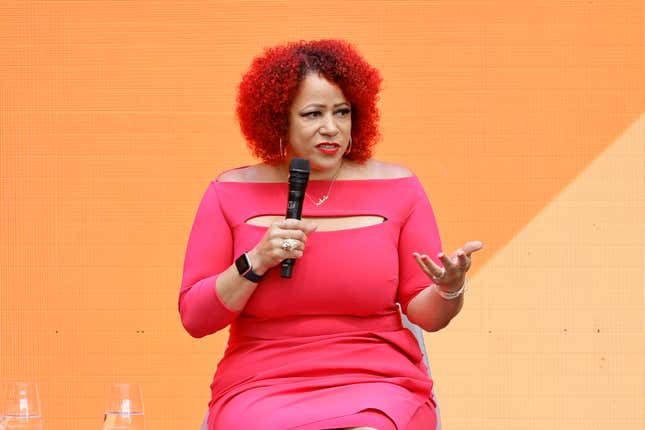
[179,39,482,430]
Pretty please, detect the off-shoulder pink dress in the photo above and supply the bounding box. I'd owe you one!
[179,174,443,430]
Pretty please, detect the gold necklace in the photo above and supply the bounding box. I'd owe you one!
[305,161,343,206]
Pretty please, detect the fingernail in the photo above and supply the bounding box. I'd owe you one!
[458,250,465,257]
[437,252,445,259]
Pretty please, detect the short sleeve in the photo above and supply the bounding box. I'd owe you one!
[178,181,238,338]
[396,177,443,313]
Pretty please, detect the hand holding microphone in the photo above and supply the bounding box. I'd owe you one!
[245,158,315,279]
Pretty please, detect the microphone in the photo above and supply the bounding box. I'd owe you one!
[281,158,310,278]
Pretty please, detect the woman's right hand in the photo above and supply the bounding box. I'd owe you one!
[247,219,317,275]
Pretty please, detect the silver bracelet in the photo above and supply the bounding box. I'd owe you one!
[433,277,468,300]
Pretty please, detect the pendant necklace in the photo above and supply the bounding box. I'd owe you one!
[305,160,343,207]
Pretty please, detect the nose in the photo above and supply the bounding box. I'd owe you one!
[319,112,339,136]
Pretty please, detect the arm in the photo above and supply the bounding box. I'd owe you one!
[179,182,316,338]
[405,279,464,332]
[179,182,257,338]
[396,178,463,332]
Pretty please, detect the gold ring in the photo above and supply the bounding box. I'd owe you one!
[281,239,298,252]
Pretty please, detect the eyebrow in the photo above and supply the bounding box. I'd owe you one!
[302,103,350,109]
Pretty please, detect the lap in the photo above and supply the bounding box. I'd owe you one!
[298,409,396,430]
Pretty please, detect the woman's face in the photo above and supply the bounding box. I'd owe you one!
[287,73,352,175]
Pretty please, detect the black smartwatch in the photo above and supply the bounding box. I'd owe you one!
[234,253,265,283]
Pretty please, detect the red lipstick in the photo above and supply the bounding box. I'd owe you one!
[316,142,340,155]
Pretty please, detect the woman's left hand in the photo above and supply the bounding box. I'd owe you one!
[413,241,483,292]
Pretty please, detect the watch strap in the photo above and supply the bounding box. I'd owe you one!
[243,268,264,283]
[235,253,264,283]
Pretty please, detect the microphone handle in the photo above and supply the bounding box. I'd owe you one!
[281,190,305,278]
[286,189,305,219]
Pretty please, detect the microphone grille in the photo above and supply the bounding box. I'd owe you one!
[289,158,310,173]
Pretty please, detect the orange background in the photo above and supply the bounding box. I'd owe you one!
[1,1,643,428]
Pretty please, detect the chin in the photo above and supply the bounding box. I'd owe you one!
[310,156,342,169]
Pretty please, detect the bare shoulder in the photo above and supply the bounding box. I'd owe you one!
[361,159,414,179]
[216,168,247,182]
[216,164,282,183]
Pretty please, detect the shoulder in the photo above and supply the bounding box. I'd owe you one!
[216,164,282,183]
[371,160,414,179]
[351,159,414,179]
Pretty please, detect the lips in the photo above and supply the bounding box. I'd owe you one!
[315,142,341,155]
[316,142,340,149]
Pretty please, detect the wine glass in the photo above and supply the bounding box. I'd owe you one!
[102,383,144,430]
[0,382,43,430]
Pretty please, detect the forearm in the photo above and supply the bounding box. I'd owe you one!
[215,263,261,312]
[179,255,263,337]
[406,285,464,332]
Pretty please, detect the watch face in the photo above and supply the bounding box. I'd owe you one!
[235,253,251,275]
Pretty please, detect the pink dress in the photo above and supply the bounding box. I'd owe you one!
[179,174,443,430]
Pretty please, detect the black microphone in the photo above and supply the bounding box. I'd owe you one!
[281,158,310,278]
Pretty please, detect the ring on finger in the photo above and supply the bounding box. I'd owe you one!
[432,267,446,281]
[281,238,298,252]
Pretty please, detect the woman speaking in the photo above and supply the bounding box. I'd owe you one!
[179,39,482,430]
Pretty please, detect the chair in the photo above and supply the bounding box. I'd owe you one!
[200,311,442,429]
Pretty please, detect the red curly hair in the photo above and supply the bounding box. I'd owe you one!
[236,39,382,164]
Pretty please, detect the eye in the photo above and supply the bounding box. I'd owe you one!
[301,111,321,118]
[335,108,351,116]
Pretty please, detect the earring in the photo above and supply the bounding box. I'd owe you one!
[279,138,286,159]
[344,137,352,155]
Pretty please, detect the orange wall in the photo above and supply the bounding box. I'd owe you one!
[1,1,643,428]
